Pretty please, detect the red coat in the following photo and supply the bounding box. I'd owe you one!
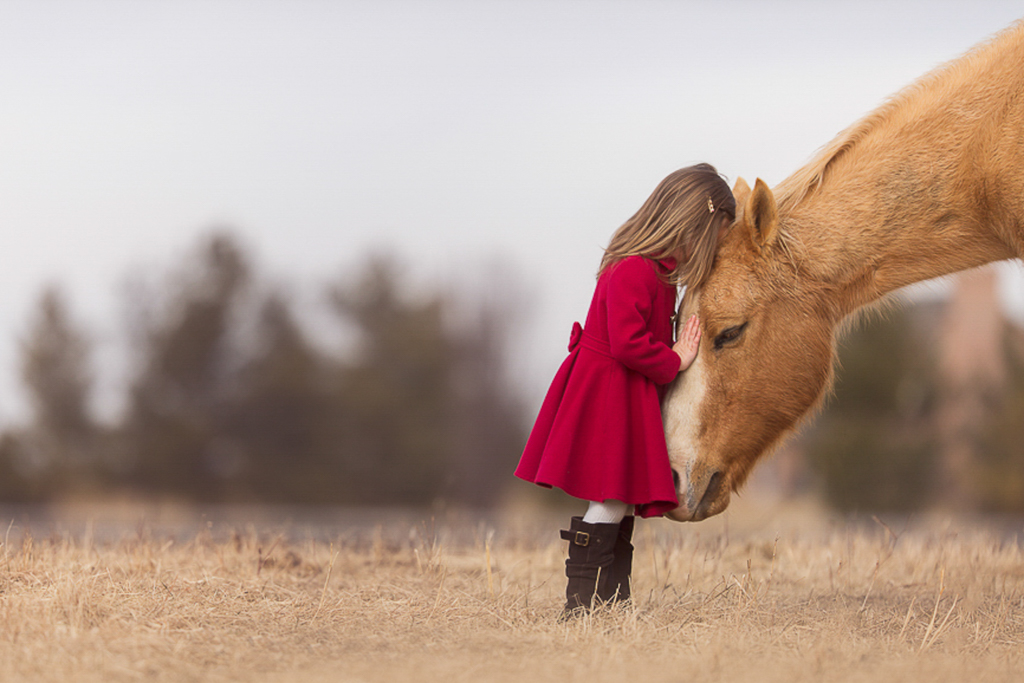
[515,255,680,518]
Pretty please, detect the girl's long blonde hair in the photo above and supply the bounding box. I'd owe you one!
[599,164,736,288]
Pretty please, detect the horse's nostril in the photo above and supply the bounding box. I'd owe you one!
[697,471,723,515]
[672,468,681,490]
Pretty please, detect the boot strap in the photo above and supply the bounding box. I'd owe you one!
[560,529,590,547]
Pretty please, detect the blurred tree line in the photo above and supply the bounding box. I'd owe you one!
[0,232,527,507]
[803,283,1024,513]
[803,308,939,511]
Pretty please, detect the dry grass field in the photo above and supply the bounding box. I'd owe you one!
[1,497,1023,683]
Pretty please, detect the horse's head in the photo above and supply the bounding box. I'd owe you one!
[663,178,839,522]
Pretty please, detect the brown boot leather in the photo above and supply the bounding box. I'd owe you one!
[559,517,619,618]
[610,515,634,603]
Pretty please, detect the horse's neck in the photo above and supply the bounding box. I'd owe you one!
[789,145,1016,318]
[782,22,1024,317]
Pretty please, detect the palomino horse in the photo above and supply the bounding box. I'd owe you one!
[662,19,1024,522]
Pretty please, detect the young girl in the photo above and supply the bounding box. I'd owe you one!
[515,164,736,616]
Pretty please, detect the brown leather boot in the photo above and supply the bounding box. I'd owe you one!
[559,517,619,619]
[609,515,634,603]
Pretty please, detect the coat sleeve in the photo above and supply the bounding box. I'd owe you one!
[605,258,680,385]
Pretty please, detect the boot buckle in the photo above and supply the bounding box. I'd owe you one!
[574,531,590,547]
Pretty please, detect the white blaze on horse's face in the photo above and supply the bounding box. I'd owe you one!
[661,291,724,521]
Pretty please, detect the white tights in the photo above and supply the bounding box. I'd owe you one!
[582,499,632,524]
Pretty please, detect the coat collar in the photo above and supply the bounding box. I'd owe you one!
[654,256,677,272]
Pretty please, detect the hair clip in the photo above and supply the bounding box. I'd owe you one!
[707,196,715,214]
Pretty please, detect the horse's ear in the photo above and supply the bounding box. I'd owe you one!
[739,178,778,253]
[732,177,751,207]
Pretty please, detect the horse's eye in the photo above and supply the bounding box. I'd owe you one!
[713,322,747,350]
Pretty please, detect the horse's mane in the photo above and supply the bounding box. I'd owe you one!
[773,19,1024,216]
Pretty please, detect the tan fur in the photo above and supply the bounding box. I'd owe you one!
[663,19,1024,521]
[731,177,751,206]
[740,179,779,254]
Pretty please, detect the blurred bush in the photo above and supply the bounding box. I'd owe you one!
[973,334,1024,512]
[0,232,527,507]
[805,295,1024,513]
[805,307,939,511]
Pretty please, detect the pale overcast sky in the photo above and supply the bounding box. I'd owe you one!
[0,1,1022,422]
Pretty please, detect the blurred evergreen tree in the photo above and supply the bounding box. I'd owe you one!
[223,292,347,502]
[21,286,94,440]
[805,307,939,511]
[0,433,43,502]
[325,256,528,506]
[328,256,456,505]
[16,284,99,495]
[121,233,250,498]
[445,270,528,507]
[973,332,1024,512]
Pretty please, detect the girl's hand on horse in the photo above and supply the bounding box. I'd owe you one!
[673,315,701,372]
